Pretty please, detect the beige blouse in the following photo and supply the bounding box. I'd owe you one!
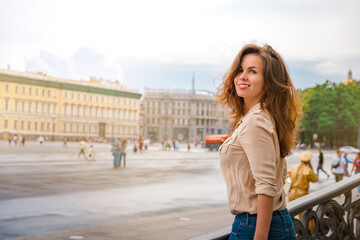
[219,103,287,215]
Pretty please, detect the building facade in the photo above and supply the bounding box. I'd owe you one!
[0,69,141,141]
[142,88,229,143]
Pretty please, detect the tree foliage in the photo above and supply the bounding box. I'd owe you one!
[299,80,360,148]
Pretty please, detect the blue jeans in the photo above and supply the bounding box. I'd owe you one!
[229,208,296,240]
[113,151,120,167]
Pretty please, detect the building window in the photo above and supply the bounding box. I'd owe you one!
[90,95,92,102]
[64,105,67,115]
[48,90,51,97]
[22,87,26,94]
[41,122,44,131]
[5,119,8,128]
[14,101,18,112]
[35,122,38,131]
[71,92,74,100]
[15,86,18,93]
[53,123,56,132]
[96,95,99,102]
[102,96,104,103]
[14,120,17,130]
[28,102,32,113]
[42,89,45,96]
[63,124,66,132]
[84,94,87,101]
[54,91,57,97]
[21,120,24,130]
[28,121,31,130]
[78,93,81,100]
[36,89,39,95]
[71,105,74,116]
[48,103,51,114]
[29,88,32,95]
[5,99,9,111]
[47,122,50,131]
[6,85,9,92]
[65,92,68,99]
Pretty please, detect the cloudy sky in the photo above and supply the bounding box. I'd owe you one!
[0,0,359,93]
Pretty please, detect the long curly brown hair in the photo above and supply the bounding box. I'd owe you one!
[216,44,302,158]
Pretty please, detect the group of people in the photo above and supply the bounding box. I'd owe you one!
[162,139,180,151]
[77,138,95,161]
[8,135,26,146]
[132,137,149,153]
[111,139,127,168]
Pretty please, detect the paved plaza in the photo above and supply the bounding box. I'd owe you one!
[0,140,353,239]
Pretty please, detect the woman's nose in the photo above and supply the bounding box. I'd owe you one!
[238,72,247,81]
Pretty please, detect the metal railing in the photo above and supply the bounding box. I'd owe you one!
[192,174,360,240]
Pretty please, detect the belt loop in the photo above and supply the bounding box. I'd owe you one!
[278,210,287,224]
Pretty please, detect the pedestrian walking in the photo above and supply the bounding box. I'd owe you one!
[187,141,191,152]
[133,143,138,153]
[88,145,95,161]
[63,137,68,147]
[78,138,87,160]
[287,151,318,201]
[21,136,26,147]
[316,147,329,178]
[342,152,352,177]
[287,151,318,234]
[350,152,360,194]
[120,139,127,167]
[331,149,347,182]
[217,44,300,239]
[111,139,121,168]
[138,137,143,153]
[143,139,150,153]
[8,135,12,146]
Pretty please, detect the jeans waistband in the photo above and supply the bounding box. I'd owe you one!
[235,208,289,220]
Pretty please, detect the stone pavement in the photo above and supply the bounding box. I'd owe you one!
[11,207,233,240]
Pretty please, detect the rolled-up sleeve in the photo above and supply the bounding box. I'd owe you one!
[240,114,277,197]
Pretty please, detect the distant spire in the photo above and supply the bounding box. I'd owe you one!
[192,72,195,94]
[348,68,353,79]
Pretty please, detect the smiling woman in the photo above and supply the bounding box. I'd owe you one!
[216,44,302,240]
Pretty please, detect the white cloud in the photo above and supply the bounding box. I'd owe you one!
[0,0,359,90]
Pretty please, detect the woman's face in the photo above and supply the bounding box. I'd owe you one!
[234,53,264,110]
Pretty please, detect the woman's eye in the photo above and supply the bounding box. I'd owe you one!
[250,70,256,74]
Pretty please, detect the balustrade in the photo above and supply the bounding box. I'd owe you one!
[192,173,360,240]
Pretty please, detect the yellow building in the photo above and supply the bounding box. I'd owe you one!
[0,69,141,141]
